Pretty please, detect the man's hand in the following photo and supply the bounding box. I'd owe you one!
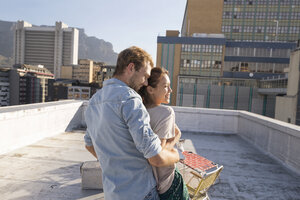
[85,145,98,159]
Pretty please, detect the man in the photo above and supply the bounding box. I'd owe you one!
[84,46,179,200]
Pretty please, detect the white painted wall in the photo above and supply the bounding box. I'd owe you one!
[238,111,300,175]
[172,106,300,175]
[0,100,84,155]
[172,106,239,134]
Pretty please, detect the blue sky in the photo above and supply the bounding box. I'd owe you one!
[0,0,186,64]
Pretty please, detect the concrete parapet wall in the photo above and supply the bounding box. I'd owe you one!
[172,106,300,175]
[0,100,84,155]
[172,106,239,134]
[238,111,300,175]
[1,101,299,175]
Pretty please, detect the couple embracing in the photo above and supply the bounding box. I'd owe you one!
[84,46,189,200]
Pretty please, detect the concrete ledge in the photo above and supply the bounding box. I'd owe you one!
[1,101,299,177]
[172,106,300,175]
[80,161,103,190]
[238,111,300,175]
[0,100,85,155]
[173,106,239,134]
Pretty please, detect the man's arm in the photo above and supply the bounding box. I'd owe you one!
[85,145,98,159]
[84,129,98,159]
[164,124,181,148]
[160,124,181,149]
[148,126,181,167]
[148,146,179,167]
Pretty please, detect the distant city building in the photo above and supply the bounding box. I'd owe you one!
[61,60,115,88]
[48,79,92,101]
[13,21,78,78]
[98,65,115,88]
[9,64,54,105]
[0,68,10,106]
[61,59,103,84]
[68,86,90,100]
[157,0,300,118]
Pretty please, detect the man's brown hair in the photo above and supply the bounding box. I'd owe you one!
[113,46,154,76]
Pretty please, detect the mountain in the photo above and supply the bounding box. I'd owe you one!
[0,54,13,68]
[0,20,118,67]
[78,28,118,64]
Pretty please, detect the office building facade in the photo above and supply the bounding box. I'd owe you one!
[14,21,79,78]
[157,0,299,117]
[222,0,300,42]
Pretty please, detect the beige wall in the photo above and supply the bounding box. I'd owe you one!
[156,43,162,68]
[182,0,223,36]
[275,96,297,124]
[287,50,300,96]
[166,30,180,37]
[275,49,300,124]
[74,59,93,83]
[61,66,73,79]
[60,60,102,84]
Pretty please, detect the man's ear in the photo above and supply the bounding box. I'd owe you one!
[127,63,135,73]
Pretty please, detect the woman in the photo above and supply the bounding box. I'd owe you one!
[139,67,189,200]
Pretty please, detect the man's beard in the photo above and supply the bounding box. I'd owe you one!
[128,77,141,92]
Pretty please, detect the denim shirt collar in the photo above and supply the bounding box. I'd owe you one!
[104,78,127,87]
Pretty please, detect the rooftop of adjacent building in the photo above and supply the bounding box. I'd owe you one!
[0,100,299,199]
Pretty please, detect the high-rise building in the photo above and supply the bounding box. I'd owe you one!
[181,0,300,42]
[13,21,78,78]
[157,0,300,118]
[222,0,300,42]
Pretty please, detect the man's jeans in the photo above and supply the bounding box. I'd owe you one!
[144,187,159,200]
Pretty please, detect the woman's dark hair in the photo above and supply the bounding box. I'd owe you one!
[138,67,168,106]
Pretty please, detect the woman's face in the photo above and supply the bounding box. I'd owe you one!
[152,74,172,105]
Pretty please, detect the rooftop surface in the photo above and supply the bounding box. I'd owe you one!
[0,130,299,200]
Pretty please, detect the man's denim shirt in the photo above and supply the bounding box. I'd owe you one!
[84,78,162,200]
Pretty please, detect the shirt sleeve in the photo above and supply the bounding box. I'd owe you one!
[84,128,93,146]
[122,96,162,159]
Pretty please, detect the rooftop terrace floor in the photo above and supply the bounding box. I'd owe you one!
[0,131,299,200]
